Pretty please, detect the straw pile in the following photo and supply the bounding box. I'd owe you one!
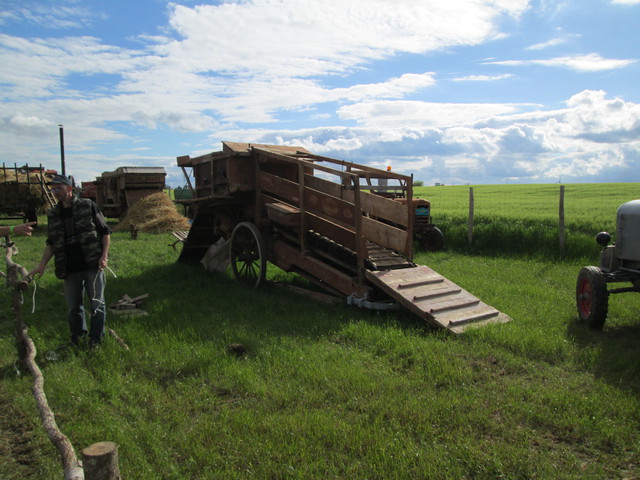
[114,192,191,233]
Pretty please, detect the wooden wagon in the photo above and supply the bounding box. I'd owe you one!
[91,166,167,218]
[176,142,509,333]
[0,163,56,222]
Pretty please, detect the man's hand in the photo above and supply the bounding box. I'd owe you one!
[14,222,37,236]
[29,264,46,279]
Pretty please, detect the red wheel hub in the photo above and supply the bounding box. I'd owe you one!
[577,278,592,317]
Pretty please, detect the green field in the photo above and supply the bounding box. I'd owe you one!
[415,182,640,257]
[1,184,639,479]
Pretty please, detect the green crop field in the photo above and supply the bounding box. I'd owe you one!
[415,182,640,258]
[1,184,639,479]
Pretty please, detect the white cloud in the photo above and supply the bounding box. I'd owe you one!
[527,37,568,50]
[453,74,513,82]
[337,101,523,128]
[0,1,101,29]
[162,0,529,78]
[564,90,640,140]
[612,0,640,4]
[234,90,640,184]
[488,53,636,72]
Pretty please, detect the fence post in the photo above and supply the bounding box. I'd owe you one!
[468,187,474,245]
[559,185,565,255]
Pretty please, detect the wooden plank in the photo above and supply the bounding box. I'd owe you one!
[360,191,409,228]
[271,240,369,297]
[304,174,344,199]
[304,175,410,227]
[362,216,409,255]
[306,214,357,252]
[260,171,357,229]
[365,265,511,334]
[266,202,300,227]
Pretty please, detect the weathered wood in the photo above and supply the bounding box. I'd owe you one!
[169,230,189,249]
[4,239,84,480]
[366,266,510,334]
[468,187,474,245]
[265,202,300,227]
[82,442,121,480]
[108,329,130,351]
[361,216,409,256]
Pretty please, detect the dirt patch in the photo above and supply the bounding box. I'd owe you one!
[113,192,191,233]
[0,392,40,476]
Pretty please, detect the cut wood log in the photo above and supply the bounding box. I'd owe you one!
[82,441,121,480]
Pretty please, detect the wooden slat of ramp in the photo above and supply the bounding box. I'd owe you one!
[366,265,511,334]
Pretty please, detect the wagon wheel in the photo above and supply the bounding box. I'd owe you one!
[230,222,267,287]
[419,226,445,251]
[576,266,609,329]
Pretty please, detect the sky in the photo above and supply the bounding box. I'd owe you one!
[1,0,639,187]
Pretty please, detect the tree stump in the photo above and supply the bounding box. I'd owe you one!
[82,442,121,480]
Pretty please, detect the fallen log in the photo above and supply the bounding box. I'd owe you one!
[20,325,84,480]
[4,237,84,480]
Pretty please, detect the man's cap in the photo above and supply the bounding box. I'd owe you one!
[50,174,72,186]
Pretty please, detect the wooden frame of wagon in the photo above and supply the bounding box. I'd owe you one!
[176,142,510,333]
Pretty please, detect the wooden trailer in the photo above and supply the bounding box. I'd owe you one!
[0,163,56,222]
[176,142,509,333]
[93,166,166,218]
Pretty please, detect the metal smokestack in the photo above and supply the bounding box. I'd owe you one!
[58,124,66,176]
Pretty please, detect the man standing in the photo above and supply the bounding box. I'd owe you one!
[30,175,111,348]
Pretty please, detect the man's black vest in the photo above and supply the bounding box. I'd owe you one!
[47,196,103,279]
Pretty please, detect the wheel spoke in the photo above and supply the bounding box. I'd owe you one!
[230,222,267,287]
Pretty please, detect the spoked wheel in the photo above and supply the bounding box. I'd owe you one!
[230,222,267,287]
[576,266,609,330]
[418,226,445,251]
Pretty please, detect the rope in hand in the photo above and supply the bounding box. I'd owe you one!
[29,265,117,314]
[90,266,117,306]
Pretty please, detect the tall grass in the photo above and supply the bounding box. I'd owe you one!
[1,184,639,479]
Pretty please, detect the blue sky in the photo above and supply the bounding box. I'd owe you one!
[1,0,639,187]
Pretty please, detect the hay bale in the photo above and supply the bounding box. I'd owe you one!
[114,192,190,233]
[0,169,49,211]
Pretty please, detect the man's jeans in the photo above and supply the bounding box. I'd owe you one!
[63,269,106,345]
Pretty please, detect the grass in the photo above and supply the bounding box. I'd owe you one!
[1,183,640,479]
[415,183,640,257]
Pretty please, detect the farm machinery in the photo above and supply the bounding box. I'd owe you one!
[82,166,167,218]
[0,163,56,222]
[175,142,509,333]
[576,199,640,329]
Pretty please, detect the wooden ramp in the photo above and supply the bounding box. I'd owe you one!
[366,265,510,334]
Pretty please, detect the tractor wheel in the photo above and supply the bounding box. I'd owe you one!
[419,226,445,251]
[230,222,267,287]
[576,266,609,329]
